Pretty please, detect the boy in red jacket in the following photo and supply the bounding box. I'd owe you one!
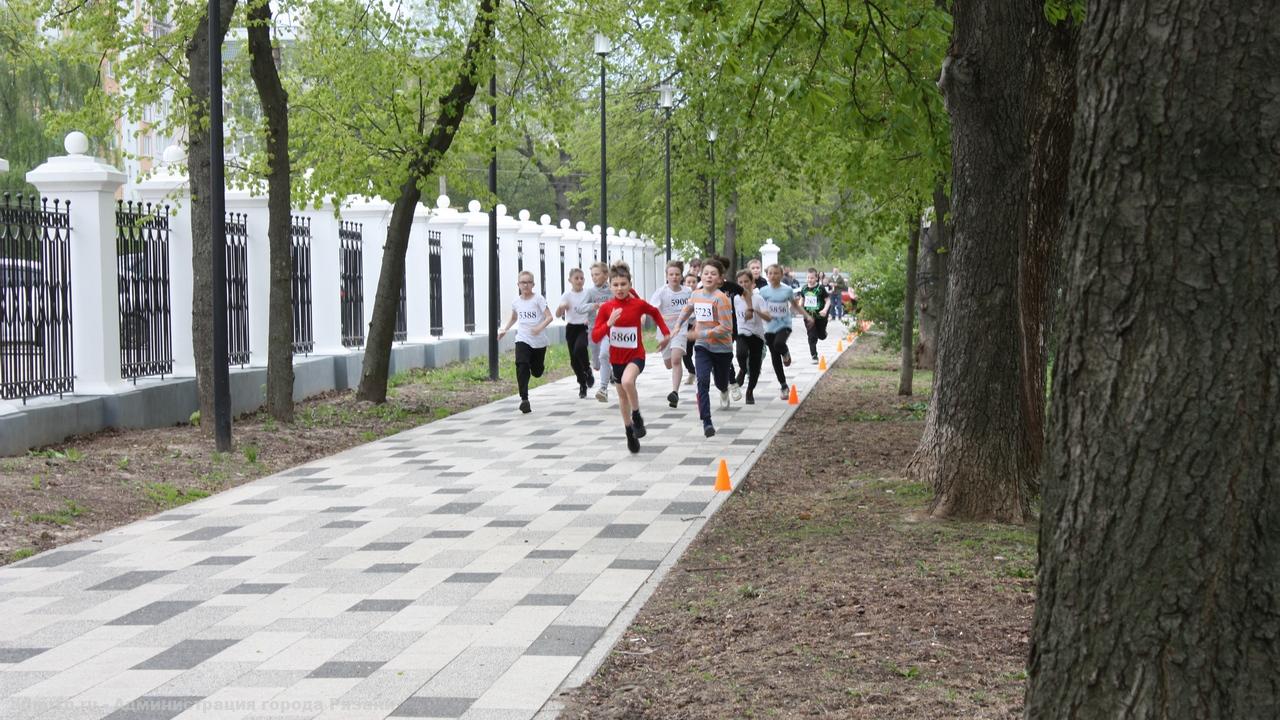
[592,262,671,453]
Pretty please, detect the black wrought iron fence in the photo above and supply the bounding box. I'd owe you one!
[290,215,314,355]
[393,267,407,342]
[116,201,173,381]
[461,233,475,333]
[539,241,547,296]
[517,239,524,272]
[339,221,364,348]
[225,213,250,366]
[428,229,443,337]
[1,194,73,402]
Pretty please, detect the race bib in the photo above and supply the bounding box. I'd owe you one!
[694,304,715,323]
[609,325,639,349]
[804,294,819,309]
[768,302,790,317]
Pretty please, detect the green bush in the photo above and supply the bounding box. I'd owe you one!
[849,242,909,349]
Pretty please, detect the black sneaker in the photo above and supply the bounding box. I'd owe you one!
[578,383,587,399]
[745,391,755,405]
[703,423,716,438]
[626,426,640,454]
[667,391,679,408]
[811,354,819,363]
[632,411,647,439]
[519,400,531,414]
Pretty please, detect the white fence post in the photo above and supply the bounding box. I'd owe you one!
[430,195,467,337]
[306,200,347,356]
[539,214,564,305]
[26,132,128,395]
[404,203,434,342]
[224,185,269,366]
[135,145,195,377]
[760,238,780,269]
[496,205,520,327]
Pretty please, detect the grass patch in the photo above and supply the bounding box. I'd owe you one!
[8,547,35,562]
[143,482,211,509]
[28,499,88,526]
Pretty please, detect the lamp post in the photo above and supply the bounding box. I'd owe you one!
[707,127,717,256]
[208,0,231,451]
[659,83,674,261]
[488,58,499,382]
[595,32,612,263]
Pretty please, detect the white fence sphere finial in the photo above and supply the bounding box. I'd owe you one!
[559,219,570,229]
[161,144,185,164]
[518,208,530,222]
[592,224,601,234]
[497,203,508,216]
[468,199,481,213]
[539,213,551,226]
[436,194,450,209]
[65,131,89,156]
[607,226,616,236]
[576,221,586,231]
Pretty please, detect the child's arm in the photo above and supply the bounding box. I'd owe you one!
[706,294,733,343]
[754,295,773,322]
[645,302,671,337]
[534,304,554,334]
[590,302,611,343]
[496,309,517,339]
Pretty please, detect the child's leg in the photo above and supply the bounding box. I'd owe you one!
[807,320,820,358]
[670,347,684,390]
[747,335,764,395]
[567,325,588,384]
[615,366,634,426]
[597,337,612,390]
[712,351,732,392]
[622,363,642,413]
[683,338,695,373]
[734,336,749,386]
[695,346,713,424]
[530,346,547,378]
[766,332,786,387]
[515,342,532,400]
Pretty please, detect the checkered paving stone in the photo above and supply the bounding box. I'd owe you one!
[0,323,850,720]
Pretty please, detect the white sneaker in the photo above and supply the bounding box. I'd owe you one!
[730,384,742,401]
[719,390,730,410]
[684,374,694,385]
[596,386,609,403]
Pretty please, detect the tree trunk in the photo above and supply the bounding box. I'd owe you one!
[1025,2,1280,716]
[904,2,1038,523]
[723,189,738,273]
[184,0,238,433]
[247,0,294,423]
[356,0,497,403]
[914,182,950,370]
[898,212,920,396]
[1017,12,1077,496]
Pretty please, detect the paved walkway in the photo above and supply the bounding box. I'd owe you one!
[0,322,850,720]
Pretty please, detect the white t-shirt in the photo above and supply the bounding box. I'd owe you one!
[559,289,590,324]
[648,285,692,339]
[734,294,767,337]
[512,294,549,348]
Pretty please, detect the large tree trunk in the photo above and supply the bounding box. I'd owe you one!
[184,0,238,433]
[1025,2,1280,716]
[1017,13,1077,496]
[247,0,294,423]
[723,189,738,273]
[904,2,1038,523]
[914,182,950,370]
[357,0,497,403]
[898,212,920,396]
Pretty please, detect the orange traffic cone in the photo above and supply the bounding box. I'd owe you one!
[837,339,844,352]
[714,459,732,492]
[788,385,799,405]
[818,355,827,370]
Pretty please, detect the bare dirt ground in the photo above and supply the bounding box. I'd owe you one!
[0,345,575,564]
[561,337,1035,719]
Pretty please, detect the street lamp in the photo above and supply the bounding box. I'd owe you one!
[707,127,717,256]
[595,32,613,263]
[659,83,674,261]
[208,0,231,451]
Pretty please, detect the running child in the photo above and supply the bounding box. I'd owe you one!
[556,267,594,398]
[732,269,768,405]
[681,272,698,384]
[798,267,833,361]
[575,262,613,402]
[758,264,809,399]
[648,260,692,408]
[497,270,554,413]
[676,258,734,437]
[591,262,671,453]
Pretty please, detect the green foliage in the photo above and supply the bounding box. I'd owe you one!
[143,482,211,508]
[28,499,88,526]
[1044,0,1086,24]
[242,445,260,464]
[849,241,908,349]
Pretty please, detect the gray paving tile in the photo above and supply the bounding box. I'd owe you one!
[133,639,239,670]
[427,530,472,539]
[0,647,47,663]
[366,563,420,573]
[432,502,482,515]
[596,524,646,539]
[516,594,576,606]
[608,559,661,570]
[514,482,550,489]
[193,555,252,566]
[323,520,367,529]
[224,583,287,595]
[308,660,386,678]
[391,696,475,718]
[281,467,323,477]
[349,599,414,612]
[306,484,346,491]
[486,520,528,528]
[233,498,277,504]
[155,513,198,521]
[322,505,365,513]
[12,549,94,567]
[551,503,591,511]
[107,601,202,626]
[361,541,411,551]
[173,526,238,541]
[663,501,708,515]
[434,488,472,495]
[444,572,500,584]
[88,570,172,591]
[102,695,204,720]
[575,463,612,472]
[525,549,575,559]
[525,625,606,656]
[606,489,645,497]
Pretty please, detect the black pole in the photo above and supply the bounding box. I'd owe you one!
[488,65,499,382]
[709,142,716,256]
[209,0,231,452]
[599,55,607,262]
[664,109,672,262]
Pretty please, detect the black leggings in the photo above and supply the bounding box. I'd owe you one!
[565,323,593,386]
[515,342,547,400]
[764,328,793,388]
[683,336,695,374]
[806,315,828,357]
[734,334,764,395]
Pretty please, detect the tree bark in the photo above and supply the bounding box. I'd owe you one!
[1017,12,1077,495]
[1026,2,1280,716]
[904,2,1038,523]
[914,182,950,370]
[247,0,294,423]
[898,212,920,396]
[356,0,497,403]
[723,189,738,274]
[184,0,238,433]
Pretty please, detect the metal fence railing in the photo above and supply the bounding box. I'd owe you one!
[116,201,173,381]
[393,267,407,343]
[1,194,73,402]
[225,213,250,366]
[290,215,313,355]
[428,230,443,337]
[461,233,475,333]
[339,221,364,348]
[539,241,547,297]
